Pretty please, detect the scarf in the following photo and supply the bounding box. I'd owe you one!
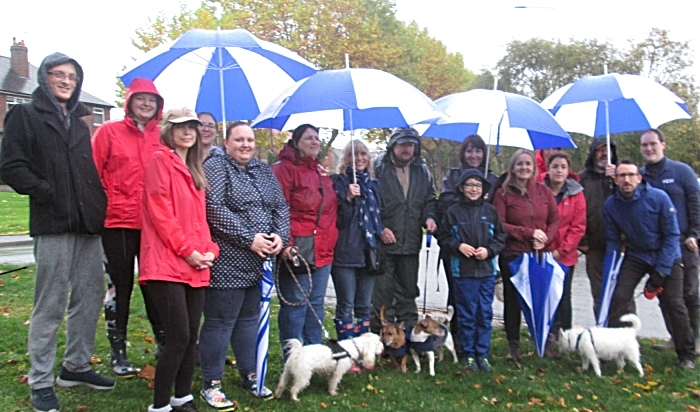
[347,167,382,249]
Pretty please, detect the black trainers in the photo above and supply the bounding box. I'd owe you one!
[477,357,494,373]
[242,374,273,400]
[31,387,60,412]
[464,357,479,372]
[55,366,116,390]
[111,348,138,378]
[680,359,696,370]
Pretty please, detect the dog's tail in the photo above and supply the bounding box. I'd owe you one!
[446,305,454,322]
[618,313,642,332]
[283,339,303,352]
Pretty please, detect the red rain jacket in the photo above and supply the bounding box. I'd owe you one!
[493,180,560,255]
[92,78,164,229]
[547,173,587,267]
[271,142,338,268]
[139,149,219,287]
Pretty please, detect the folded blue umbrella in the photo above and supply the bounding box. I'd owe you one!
[509,252,567,357]
[596,250,625,327]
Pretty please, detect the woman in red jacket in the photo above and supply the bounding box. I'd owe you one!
[139,108,219,412]
[271,124,338,360]
[92,78,165,376]
[544,153,586,350]
[493,149,560,363]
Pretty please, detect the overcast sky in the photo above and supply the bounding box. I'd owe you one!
[2,0,697,124]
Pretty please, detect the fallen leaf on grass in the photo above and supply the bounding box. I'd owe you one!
[633,381,659,391]
[632,393,642,399]
[77,406,89,411]
[0,307,10,313]
[144,337,155,344]
[490,398,499,405]
[592,395,598,400]
[507,389,513,395]
[564,383,571,390]
[527,397,544,406]
[16,374,28,384]
[366,384,377,394]
[644,364,654,372]
[12,274,20,279]
[493,377,502,384]
[686,406,697,411]
[558,398,566,407]
[576,394,583,400]
[148,381,155,389]
[139,365,156,380]
[505,402,512,408]
[89,357,101,364]
[6,359,17,364]
[361,403,368,407]
[435,381,445,385]
[474,384,481,389]
[320,402,328,408]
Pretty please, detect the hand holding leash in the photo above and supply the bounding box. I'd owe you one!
[644,271,665,299]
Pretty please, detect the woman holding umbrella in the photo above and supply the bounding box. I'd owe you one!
[139,108,219,412]
[331,140,383,352]
[198,122,289,408]
[272,124,338,360]
[543,152,586,356]
[493,149,560,363]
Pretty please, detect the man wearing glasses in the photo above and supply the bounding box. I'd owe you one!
[1,53,114,412]
[92,78,165,378]
[639,129,700,355]
[603,160,696,370]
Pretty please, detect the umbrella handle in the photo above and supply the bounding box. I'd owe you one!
[426,233,432,248]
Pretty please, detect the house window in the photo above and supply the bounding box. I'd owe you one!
[93,108,104,126]
[6,96,31,112]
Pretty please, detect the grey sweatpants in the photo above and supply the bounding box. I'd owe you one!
[29,234,104,389]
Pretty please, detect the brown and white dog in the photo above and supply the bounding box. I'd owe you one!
[409,307,459,376]
[379,305,409,372]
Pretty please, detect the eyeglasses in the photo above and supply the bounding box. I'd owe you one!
[616,173,639,179]
[48,71,79,82]
[199,123,217,130]
[463,183,483,189]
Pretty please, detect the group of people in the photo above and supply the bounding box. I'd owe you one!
[1,51,699,412]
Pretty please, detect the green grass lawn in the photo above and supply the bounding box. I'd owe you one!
[2,265,700,411]
[0,192,29,235]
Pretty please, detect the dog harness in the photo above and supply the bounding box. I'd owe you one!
[326,339,351,361]
[410,324,448,353]
[574,328,596,351]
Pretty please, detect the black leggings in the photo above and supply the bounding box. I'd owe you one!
[148,281,205,408]
[102,228,162,335]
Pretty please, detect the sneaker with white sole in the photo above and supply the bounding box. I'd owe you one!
[55,366,115,390]
[31,387,60,412]
[242,373,273,400]
[200,381,236,411]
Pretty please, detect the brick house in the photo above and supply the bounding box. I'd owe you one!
[0,39,113,142]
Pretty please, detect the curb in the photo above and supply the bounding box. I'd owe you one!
[1,239,33,248]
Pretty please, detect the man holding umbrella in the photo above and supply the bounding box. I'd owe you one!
[371,128,437,332]
[639,129,700,353]
[604,160,696,370]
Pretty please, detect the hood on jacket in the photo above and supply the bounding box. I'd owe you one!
[124,78,164,122]
[386,127,422,158]
[584,137,618,172]
[37,52,84,115]
[455,168,490,199]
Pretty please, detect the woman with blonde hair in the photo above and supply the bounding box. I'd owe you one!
[493,149,560,363]
[330,140,384,354]
[139,108,219,412]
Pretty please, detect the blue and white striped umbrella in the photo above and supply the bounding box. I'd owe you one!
[251,68,446,131]
[542,73,691,138]
[120,28,317,128]
[417,89,576,150]
[255,258,274,397]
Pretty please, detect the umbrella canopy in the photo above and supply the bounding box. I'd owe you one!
[417,89,576,150]
[596,250,625,327]
[509,252,567,357]
[541,73,692,137]
[251,68,445,131]
[120,28,317,125]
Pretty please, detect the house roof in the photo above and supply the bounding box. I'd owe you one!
[0,56,114,108]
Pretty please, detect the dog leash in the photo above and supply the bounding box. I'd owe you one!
[0,266,29,276]
[274,249,331,340]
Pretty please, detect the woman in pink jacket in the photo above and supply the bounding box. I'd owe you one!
[543,153,586,354]
[139,108,219,412]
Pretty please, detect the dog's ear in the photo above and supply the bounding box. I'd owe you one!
[380,304,388,323]
[398,321,404,328]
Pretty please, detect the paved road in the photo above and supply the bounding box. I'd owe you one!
[1,234,670,339]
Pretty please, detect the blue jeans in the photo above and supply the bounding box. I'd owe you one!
[278,264,331,357]
[452,276,495,359]
[331,266,376,320]
[199,286,259,383]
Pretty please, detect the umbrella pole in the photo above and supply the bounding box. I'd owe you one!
[484,125,493,173]
[217,39,228,139]
[605,100,611,165]
[345,53,357,184]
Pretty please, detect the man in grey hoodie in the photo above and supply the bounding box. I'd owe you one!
[1,53,114,412]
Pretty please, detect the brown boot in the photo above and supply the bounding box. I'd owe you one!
[506,340,521,362]
[544,333,560,358]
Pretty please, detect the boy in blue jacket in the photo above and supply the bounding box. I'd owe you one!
[436,169,506,373]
